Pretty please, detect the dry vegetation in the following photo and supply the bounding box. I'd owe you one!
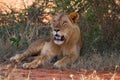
[0,0,120,79]
[0,65,120,80]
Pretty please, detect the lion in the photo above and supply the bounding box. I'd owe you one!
[10,12,83,69]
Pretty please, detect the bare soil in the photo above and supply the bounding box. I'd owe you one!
[0,65,120,80]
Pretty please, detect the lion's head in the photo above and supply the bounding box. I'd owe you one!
[51,12,80,45]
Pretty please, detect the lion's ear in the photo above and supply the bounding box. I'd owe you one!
[68,12,79,23]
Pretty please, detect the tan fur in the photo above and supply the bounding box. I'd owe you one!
[10,12,83,69]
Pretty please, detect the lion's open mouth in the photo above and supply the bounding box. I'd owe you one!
[54,34,65,41]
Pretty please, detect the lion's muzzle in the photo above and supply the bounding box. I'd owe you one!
[54,34,64,41]
[52,29,65,45]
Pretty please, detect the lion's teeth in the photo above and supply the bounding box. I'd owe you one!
[55,36,61,39]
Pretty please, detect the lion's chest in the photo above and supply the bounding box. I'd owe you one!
[61,46,71,55]
[41,42,52,55]
[61,45,78,56]
[41,42,60,55]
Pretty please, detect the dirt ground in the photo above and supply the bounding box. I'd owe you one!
[0,65,120,80]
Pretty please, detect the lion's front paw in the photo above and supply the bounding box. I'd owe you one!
[23,62,39,69]
[53,61,66,69]
[10,54,22,63]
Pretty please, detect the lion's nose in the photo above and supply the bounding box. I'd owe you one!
[54,29,60,32]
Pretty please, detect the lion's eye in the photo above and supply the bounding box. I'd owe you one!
[62,21,67,26]
[52,20,56,25]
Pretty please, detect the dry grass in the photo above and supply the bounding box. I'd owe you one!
[71,50,120,71]
[0,65,119,80]
[0,65,31,80]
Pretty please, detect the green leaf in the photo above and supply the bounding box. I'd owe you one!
[10,37,17,42]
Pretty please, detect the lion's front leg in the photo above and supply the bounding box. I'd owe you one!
[22,58,40,69]
[10,53,26,63]
[10,49,35,63]
[10,40,44,63]
[54,53,78,69]
[22,54,53,69]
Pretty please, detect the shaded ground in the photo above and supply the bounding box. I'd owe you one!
[0,65,120,80]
